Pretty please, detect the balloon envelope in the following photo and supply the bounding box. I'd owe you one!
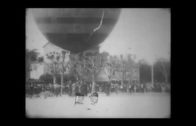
[32,9,121,53]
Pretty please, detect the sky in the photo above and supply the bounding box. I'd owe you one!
[26,8,170,64]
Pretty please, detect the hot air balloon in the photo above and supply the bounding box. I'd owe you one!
[32,8,121,53]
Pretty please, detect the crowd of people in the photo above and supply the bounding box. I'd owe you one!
[26,79,170,98]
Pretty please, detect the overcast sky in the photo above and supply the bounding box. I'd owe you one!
[26,8,170,64]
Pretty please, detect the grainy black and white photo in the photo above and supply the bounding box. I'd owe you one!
[26,8,170,118]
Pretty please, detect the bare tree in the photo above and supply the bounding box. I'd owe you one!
[69,54,84,81]
[160,61,169,83]
[68,53,92,95]
[155,58,170,83]
[46,52,60,85]
[104,55,116,88]
[59,51,70,95]
[119,54,137,93]
[120,55,127,90]
[82,52,107,93]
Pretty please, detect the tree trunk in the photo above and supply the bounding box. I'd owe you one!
[121,71,125,92]
[126,83,129,93]
[53,75,56,85]
[61,73,63,95]
[91,74,95,93]
[121,80,123,92]
[151,65,154,85]
[164,73,168,83]
[109,81,111,95]
[92,81,95,93]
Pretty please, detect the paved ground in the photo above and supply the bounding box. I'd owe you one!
[26,92,170,118]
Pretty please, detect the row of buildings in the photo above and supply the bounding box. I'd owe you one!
[29,42,140,83]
